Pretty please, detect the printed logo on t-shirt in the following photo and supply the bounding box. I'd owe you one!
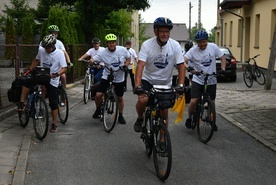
[201,54,212,67]
[153,54,169,69]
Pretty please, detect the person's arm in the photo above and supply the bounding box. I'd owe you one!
[135,60,146,87]
[125,57,130,67]
[220,55,227,71]
[177,63,185,85]
[63,50,71,65]
[78,53,89,61]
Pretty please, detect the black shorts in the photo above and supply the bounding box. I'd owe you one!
[98,79,125,97]
[190,81,216,100]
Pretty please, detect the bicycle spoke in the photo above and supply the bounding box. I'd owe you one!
[243,67,253,88]
[153,123,172,181]
[58,87,69,124]
[33,96,49,140]
[103,94,118,132]
[255,68,266,85]
[197,99,215,143]
[83,76,90,104]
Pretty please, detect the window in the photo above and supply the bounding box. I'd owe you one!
[237,19,241,47]
[254,14,260,48]
[229,21,233,47]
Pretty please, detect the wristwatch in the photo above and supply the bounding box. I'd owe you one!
[179,84,183,88]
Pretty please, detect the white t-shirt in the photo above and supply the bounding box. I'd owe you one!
[184,42,224,85]
[139,37,184,86]
[93,46,130,83]
[86,47,105,66]
[36,47,67,87]
[125,47,137,69]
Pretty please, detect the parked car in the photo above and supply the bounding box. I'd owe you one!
[216,47,237,82]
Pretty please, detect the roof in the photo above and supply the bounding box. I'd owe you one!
[220,0,252,9]
[142,23,190,42]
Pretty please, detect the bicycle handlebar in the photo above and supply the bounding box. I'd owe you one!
[245,54,260,63]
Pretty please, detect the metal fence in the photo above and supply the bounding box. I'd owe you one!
[0,44,90,110]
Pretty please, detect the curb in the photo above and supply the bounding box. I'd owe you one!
[217,111,276,152]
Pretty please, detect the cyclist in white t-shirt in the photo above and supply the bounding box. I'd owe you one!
[90,33,130,124]
[78,38,105,83]
[18,34,67,132]
[184,30,226,131]
[124,40,138,91]
[48,25,72,88]
[133,17,186,132]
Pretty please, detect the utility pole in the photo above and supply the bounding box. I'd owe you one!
[189,1,193,39]
[198,0,201,28]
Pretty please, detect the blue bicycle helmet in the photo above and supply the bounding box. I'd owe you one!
[195,30,208,41]
[153,17,173,30]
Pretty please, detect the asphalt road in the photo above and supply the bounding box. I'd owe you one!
[24,89,276,185]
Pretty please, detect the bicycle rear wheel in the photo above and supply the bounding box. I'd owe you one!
[18,104,30,128]
[197,99,215,143]
[83,76,90,104]
[153,123,172,181]
[243,66,253,88]
[58,86,69,124]
[142,112,153,157]
[33,96,49,140]
[255,68,266,85]
[102,93,118,133]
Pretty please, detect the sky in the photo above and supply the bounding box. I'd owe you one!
[139,0,220,32]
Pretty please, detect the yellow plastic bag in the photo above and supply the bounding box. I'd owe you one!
[171,96,185,124]
[132,64,136,75]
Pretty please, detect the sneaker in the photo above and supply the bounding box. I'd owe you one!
[134,117,144,132]
[118,115,126,124]
[18,102,25,112]
[92,108,101,119]
[50,124,57,133]
[185,117,192,129]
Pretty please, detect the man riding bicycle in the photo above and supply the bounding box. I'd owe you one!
[184,30,226,131]
[133,17,185,132]
[90,33,130,124]
[19,34,67,132]
[78,38,105,83]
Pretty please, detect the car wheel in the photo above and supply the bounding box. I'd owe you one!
[230,75,237,82]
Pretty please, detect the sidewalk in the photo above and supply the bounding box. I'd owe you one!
[0,74,276,185]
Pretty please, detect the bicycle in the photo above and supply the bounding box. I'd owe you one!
[100,66,122,133]
[80,59,99,104]
[57,81,69,124]
[243,54,266,88]
[189,72,217,144]
[18,76,49,140]
[140,85,177,181]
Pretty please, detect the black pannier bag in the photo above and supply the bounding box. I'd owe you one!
[151,86,176,109]
[32,66,50,85]
[7,76,31,103]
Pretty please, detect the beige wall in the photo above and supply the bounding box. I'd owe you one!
[216,0,276,70]
[131,10,139,53]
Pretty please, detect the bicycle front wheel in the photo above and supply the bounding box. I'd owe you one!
[58,86,69,124]
[243,66,253,88]
[33,96,49,140]
[153,123,172,181]
[255,68,266,85]
[102,93,118,133]
[18,104,30,128]
[83,76,91,104]
[197,99,216,144]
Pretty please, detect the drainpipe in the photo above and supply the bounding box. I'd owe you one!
[220,18,223,46]
[224,9,244,63]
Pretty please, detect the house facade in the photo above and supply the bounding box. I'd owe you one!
[215,0,276,71]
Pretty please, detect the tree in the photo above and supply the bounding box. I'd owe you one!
[4,0,33,36]
[4,15,16,60]
[105,9,133,45]
[208,27,216,43]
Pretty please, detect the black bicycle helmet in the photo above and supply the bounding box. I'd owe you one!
[185,40,193,52]
[41,34,56,48]
[195,30,208,41]
[153,17,173,30]
[92,38,100,44]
